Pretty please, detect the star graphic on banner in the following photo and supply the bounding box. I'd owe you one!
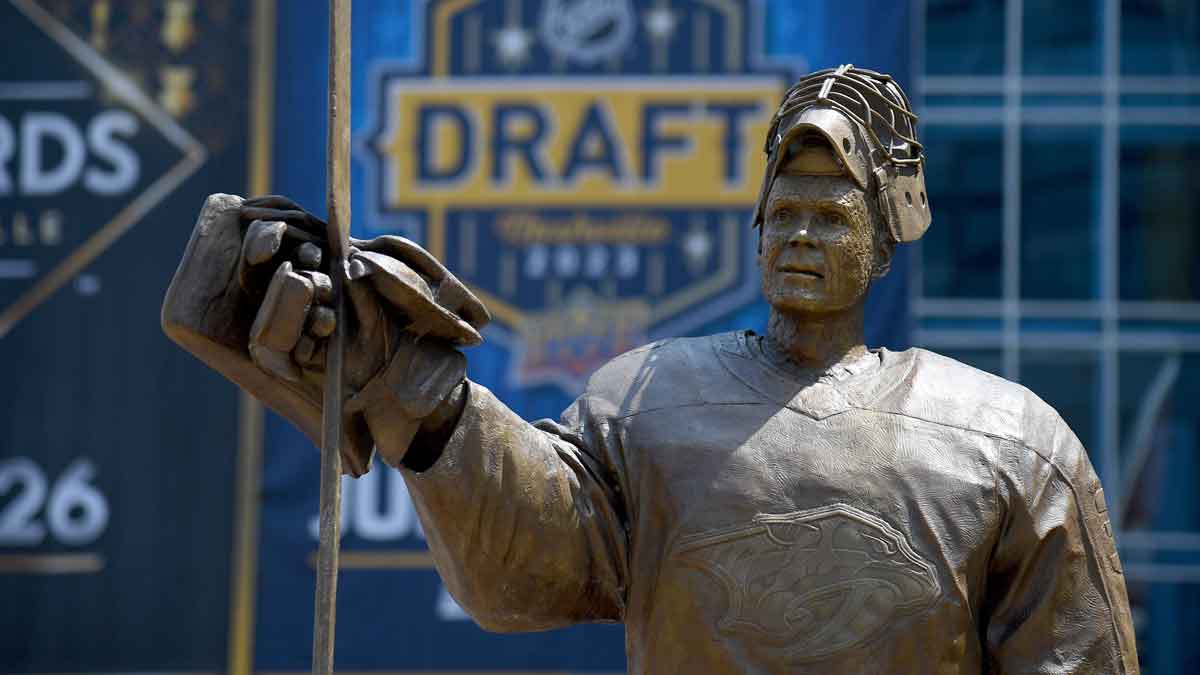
[493,25,532,68]
[644,7,677,42]
[683,224,714,275]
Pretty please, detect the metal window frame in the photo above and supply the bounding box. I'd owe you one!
[914,0,1200,583]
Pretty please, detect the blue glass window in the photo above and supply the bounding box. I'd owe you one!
[921,125,1004,298]
[1021,126,1102,300]
[1024,0,1103,75]
[1119,353,1200,534]
[1020,349,1101,457]
[1119,127,1200,302]
[1125,581,1200,675]
[926,0,1006,75]
[935,348,1004,377]
[1122,0,1200,75]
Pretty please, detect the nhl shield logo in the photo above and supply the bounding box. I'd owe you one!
[361,0,793,393]
[539,0,636,66]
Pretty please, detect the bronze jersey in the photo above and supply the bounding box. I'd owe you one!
[400,331,1139,674]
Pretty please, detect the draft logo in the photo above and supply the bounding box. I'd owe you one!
[363,0,793,393]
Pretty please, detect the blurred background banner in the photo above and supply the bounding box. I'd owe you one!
[0,1,908,672]
[9,1,1200,674]
[257,0,909,673]
[0,0,258,672]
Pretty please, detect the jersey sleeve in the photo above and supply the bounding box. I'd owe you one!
[396,380,630,632]
[986,415,1140,674]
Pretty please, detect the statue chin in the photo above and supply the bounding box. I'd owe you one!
[763,282,864,319]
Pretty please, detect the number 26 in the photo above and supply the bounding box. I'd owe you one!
[0,457,109,546]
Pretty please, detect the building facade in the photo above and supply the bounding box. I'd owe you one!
[915,1,1200,670]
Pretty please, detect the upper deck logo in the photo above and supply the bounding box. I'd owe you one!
[362,0,793,393]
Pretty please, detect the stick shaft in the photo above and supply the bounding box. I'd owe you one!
[313,0,350,673]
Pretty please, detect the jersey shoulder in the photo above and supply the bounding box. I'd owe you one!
[876,350,1104,510]
[581,331,757,419]
[867,347,1072,455]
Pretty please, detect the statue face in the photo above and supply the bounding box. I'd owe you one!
[759,170,885,316]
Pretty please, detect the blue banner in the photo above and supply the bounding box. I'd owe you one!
[258,1,912,672]
[0,1,910,672]
[0,0,256,671]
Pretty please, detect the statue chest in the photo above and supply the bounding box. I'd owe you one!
[617,403,996,668]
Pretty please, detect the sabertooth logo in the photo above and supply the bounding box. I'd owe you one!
[672,504,942,664]
[0,0,204,337]
[362,0,791,393]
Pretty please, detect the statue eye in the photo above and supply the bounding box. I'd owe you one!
[826,212,843,228]
[772,207,794,223]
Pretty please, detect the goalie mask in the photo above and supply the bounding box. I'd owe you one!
[753,65,932,243]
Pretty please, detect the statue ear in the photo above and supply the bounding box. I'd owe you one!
[872,238,895,280]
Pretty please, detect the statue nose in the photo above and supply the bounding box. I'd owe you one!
[786,216,816,247]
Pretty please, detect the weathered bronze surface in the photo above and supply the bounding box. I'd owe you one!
[162,66,1139,673]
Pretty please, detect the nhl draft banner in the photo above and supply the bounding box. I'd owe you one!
[258,0,912,672]
[0,0,263,672]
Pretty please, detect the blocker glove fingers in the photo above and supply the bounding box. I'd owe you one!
[242,219,288,266]
[293,242,324,271]
[355,236,490,332]
[239,194,328,238]
[295,270,333,304]
[243,194,308,212]
[293,270,337,372]
[293,335,325,372]
[248,261,314,383]
[238,219,285,292]
[238,219,324,293]
[349,244,489,346]
[356,235,448,282]
[305,305,337,338]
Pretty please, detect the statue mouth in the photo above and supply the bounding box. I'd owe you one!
[780,265,825,280]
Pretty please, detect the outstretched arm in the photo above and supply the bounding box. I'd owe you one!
[164,193,626,631]
[370,381,631,633]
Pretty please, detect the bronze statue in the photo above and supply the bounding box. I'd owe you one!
[163,66,1139,673]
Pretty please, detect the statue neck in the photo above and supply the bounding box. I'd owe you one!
[765,303,869,373]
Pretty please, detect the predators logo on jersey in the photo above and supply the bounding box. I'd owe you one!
[362,0,793,393]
